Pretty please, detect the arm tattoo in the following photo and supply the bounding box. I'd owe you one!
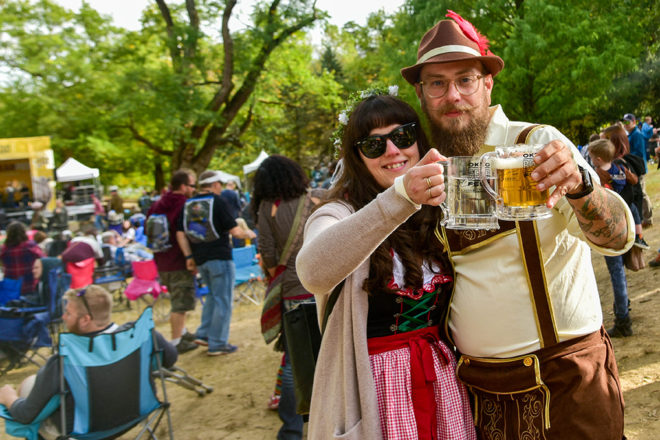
[573,187,628,249]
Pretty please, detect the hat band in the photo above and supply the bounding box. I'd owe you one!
[417,45,481,65]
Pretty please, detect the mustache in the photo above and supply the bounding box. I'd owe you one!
[436,104,474,114]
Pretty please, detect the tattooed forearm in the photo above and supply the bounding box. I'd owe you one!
[571,186,629,249]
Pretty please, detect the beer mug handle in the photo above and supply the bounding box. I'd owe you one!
[440,202,449,226]
[479,152,499,201]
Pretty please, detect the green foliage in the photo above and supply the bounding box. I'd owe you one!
[0,0,658,188]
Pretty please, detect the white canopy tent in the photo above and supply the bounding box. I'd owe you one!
[55,157,100,182]
[242,150,269,175]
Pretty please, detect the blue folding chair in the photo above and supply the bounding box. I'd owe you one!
[94,246,131,309]
[232,245,264,305]
[0,307,174,440]
[0,277,23,306]
[0,266,71,376]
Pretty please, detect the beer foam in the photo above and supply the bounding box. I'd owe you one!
[493,157,526,169]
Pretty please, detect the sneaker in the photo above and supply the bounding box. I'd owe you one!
[634,236,651,250]
[267,393,280,410]
[207,344,238,356]
[181,332,197,343]
[194,336,209,346]
[176,339,199,354]
[649,254,660,268]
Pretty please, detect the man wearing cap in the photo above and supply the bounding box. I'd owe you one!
[108,186,123,215]
[623,113,653,226]
[176,170,256,356]
[147,169,199,354]
[401,11,633,439]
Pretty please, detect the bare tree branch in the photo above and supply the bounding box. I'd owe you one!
[126,122,171,156]
[184,0,200,62]
[190,0,237,140]
[155,0,181,72]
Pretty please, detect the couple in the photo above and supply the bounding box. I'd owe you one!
[296,12,633,440]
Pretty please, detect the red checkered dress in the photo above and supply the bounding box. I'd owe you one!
[369,328,476,440]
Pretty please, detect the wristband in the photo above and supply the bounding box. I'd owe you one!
[185,255,194,260]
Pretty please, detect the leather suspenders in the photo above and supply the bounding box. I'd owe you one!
[514,124,559,348]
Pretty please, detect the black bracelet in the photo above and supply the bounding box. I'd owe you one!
[185,255,194,260]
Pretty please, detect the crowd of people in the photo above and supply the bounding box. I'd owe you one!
[2,9,659,440]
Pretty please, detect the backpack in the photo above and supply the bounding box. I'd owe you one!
[145,214,172,253]
[183,195,220,243]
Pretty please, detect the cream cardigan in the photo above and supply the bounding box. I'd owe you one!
[296,185,419,440]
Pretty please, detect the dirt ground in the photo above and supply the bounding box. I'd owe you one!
[3,179,660,439]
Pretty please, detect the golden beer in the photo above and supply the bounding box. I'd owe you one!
[495,156,549,207]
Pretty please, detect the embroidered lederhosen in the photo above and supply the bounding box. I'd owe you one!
[437,126,625,440]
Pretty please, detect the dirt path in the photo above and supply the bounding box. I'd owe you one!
[3,179,660,439]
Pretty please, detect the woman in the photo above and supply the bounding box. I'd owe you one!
[1,221,44,298]
[599,126,646,337]
[296,92,476,439]
[252,155,321,440]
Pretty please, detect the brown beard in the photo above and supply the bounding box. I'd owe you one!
[422,99,490,157]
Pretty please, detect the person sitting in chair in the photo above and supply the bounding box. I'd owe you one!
[0,285,177,439]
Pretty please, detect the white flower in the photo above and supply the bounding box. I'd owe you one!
[388,85,399,96]
[338,111,349,125]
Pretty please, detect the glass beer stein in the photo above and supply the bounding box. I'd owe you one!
[441,156,499,230]
[479,144,552,221]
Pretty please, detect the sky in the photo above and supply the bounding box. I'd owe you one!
[54,0,405,45]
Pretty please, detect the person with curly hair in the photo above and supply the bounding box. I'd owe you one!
[252,155,323,440]
[296,93,475,439]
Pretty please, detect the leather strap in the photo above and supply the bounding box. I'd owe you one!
[516,221,558,347]
[515,124,558,347]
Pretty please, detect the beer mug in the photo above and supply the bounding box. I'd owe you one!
[479,144,552,221]
[441,156,499,230]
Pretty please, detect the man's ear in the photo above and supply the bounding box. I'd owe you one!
[484,74,494,105]
[414,83,424,101]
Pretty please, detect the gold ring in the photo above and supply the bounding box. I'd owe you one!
[427,188,432,198]
[426,177,433,189]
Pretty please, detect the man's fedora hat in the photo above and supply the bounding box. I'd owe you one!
[401,11,504,85]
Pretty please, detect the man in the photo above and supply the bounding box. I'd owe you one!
[177,170,256,355]
[623,113,653,226]
[400,12,634,439]
[147,169,199,353]
[108,185,124,214]
[0,285,177,439]
[220,179,242,219]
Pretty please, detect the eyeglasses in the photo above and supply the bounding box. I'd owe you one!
[76,288,94,320]
[185,183,197,189]
[419,74,484,99]
[355,123,418,159]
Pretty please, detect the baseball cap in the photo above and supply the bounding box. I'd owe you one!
[623,113,636,123]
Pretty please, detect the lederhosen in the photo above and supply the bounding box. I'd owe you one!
[437,126,625,440]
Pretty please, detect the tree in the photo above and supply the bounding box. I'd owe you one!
[138,0,321,175]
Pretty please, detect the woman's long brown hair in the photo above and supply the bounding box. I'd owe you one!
[326,95,447,295]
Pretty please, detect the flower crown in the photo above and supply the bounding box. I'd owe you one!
[332,85,399,156]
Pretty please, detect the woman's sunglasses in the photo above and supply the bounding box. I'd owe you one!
[355,122,417,159]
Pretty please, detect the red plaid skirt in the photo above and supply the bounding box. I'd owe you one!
[368,326,476,440]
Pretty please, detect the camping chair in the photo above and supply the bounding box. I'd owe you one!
[124,260,170,323]
[0,266,71,376]
[0,277,23,306]
[232,245,264,305]
[159,365,213,397]
[66,258,95,290]
[94,246,130,310]
[0,307,51,376]
[0,307,174,440]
